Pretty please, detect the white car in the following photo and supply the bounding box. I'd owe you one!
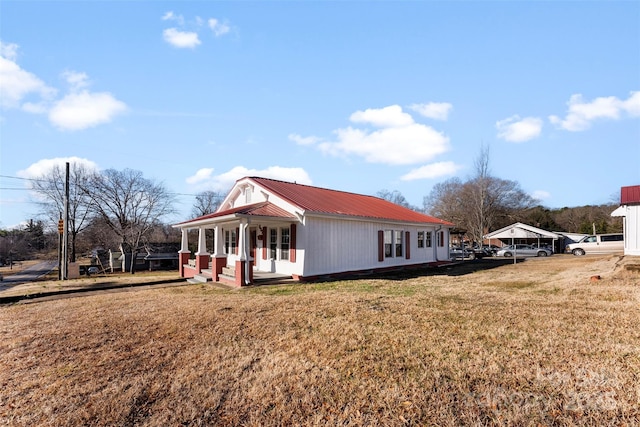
[495,244,552,257]
[565,233,624,256]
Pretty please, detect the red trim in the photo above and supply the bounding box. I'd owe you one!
[195,254,210,274]
[250,229,257,266]
[621,185,640,205]
[235,260,246,286]
[211,256,226,282]
[260,226,267,260]
[405,231,410,259]
[378,230,384,262]
[290,224,297,263]
[179,252,190,277]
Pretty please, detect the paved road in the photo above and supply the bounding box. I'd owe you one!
[0,261,57,286]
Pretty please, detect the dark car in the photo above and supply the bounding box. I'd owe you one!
[449,247,476,260]
[481,245,500,256]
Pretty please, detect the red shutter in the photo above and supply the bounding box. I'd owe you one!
[290,224,297,263]
[405,231,410,259]
[262,228,267,260]
[378,230,384,262]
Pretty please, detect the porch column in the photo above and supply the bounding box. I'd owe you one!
[236,219,252,285]
[210,224,226,282]
[178,228,190,277]
[195,227,210,273]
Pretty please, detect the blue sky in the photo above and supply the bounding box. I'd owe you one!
[1,1,639,229]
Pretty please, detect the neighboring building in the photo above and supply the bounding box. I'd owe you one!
[611,185,640,256]
[483,222,561,252]
[173,176,454,286]
[118,243,180,272]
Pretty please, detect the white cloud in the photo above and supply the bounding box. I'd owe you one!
[349,105,414,128]
[163,28,201,49]
[496,115,543,143]
[320,124,449,165]
[186,166,312,192]
[531,190,550,201]
[622,91,640,117]
[549,91,640,131]
[17,156,99,179]
[0,47,56,109]
[62,70,90,91]
[288,133,321,146]
[400,161,462,181]
[300,105,449,165]
[49,90,127,131]
[161,11,184,25]
[208,18,230,37]
[0,40,18,61]
[186,168,214,184]
[408,102,453,121]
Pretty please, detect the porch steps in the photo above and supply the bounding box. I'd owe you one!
[187,269,213,284]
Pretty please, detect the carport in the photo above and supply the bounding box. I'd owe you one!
[484,222,560,253]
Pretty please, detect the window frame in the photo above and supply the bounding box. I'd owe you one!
[280,227,290,260]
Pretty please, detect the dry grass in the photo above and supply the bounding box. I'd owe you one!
[0,270,179,299]
[1,255,638,426]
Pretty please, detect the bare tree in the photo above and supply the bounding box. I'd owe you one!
[29,162,94,262]
[423,178,465,225]
[424,146,537,243]
[87,169,176,273]
[376,189,419,210]
[191,190,224,218]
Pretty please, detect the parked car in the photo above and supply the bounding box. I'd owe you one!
[495,244,552,257]
[87,266,100,275]
[565,233,624,256]
[449,246,476,260]
[481,245,500,256]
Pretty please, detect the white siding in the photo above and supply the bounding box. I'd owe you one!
[298,216,449,277]
[624,205,640,256]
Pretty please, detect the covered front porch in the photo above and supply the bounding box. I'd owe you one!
[174,206,299,287]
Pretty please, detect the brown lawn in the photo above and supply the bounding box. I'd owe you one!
[0,254,638,426]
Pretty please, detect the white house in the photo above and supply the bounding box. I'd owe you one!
[173,176,454,286]
[611,185,640,256]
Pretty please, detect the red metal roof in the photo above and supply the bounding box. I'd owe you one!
[176,201,295,225]
[621,185,640,205]
[251,177,453,225]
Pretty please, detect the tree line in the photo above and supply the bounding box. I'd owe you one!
[1,153,622,266]
[378,146,622,244]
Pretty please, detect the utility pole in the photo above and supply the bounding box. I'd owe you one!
[62,162,70,280]
[58,213,63,280]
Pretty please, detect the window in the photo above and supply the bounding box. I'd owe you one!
[601,234,623,242]
[417,231,432,249]
[270,228,277,259]
[395,230,403,257]
[280,227,290,260]
[384,230,393,258]
[224,229,237,254]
